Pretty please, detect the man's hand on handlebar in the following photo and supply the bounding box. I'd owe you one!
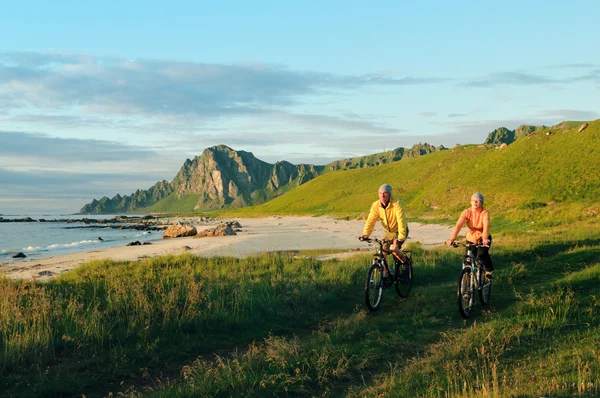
[359,235,369,241]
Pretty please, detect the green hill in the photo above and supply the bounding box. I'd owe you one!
[223,119,600,222]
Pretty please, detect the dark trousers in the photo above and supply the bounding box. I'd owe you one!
[467,236,493,272]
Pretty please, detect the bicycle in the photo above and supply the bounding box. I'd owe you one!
[452,241,492,318]
[359,237,413,311]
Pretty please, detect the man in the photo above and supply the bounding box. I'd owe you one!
[359,184,408,273]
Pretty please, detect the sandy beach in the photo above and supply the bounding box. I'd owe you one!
[1,216,453,281]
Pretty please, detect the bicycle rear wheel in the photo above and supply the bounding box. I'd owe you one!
[394,257,413,298]
[478,267,492,305]
[458,267,474,318]
[365,263,383,311]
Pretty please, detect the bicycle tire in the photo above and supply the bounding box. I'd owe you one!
[394,257,413,298]
[458,267,474,318]
[478,265,492,305]
[365,263,383,311]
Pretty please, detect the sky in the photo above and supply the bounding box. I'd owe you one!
[1,0,599,214]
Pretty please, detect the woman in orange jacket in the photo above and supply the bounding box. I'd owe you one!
[445,192,494,278]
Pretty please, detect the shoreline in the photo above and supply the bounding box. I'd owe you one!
[0,216,454,281]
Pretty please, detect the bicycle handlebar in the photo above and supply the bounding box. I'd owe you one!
[451,241,489,249]
[359,237,394,245]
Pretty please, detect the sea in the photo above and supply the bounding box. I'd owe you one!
[0,213,164,263]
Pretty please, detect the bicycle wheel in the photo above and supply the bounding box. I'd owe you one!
[394,257,413,298]
[478,266,492,305]
[458,267,474,318]
[365,263,383,311]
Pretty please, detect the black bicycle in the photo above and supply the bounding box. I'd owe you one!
[452,242,492,318]
[360,237,413,311]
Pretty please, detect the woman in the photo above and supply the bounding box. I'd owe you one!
[445,192,494,278]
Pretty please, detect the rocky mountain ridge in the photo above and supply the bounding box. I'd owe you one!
[79,143,443,214]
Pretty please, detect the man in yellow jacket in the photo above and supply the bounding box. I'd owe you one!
[359,184,408,269]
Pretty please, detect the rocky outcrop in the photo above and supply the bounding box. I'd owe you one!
[163,224,198,238]
[578,123,589,133]
[195,222,238,238]
[325,143,446,171]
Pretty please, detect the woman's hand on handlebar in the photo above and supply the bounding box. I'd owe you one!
[445,239,454,247]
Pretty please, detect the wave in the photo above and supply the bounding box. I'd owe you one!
[46,240,98,250]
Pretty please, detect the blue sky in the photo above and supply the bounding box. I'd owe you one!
[1,0,599,214]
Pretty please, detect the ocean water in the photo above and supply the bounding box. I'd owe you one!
[0,213,164,263]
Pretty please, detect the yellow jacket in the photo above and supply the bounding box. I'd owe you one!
[363,199,408,241]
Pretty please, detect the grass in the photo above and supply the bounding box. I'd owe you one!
[212,119,600,225]
[1,217,599,397]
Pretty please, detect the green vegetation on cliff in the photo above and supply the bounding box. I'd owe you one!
[224,120,599,223]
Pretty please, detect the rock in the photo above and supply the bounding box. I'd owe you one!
[126,241,142,246]
[180,246,192,252]
[12,252,26,258]
[578,123,589,133]
[97,237,104,241]
[194,222,237,238]
[499,143,508,150]
[163,224,197,238]
[38,270,55,277]
[142,242,152,245]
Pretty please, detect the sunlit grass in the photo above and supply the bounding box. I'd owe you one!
[1,218,599,396]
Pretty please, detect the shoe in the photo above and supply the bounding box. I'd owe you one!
[485,271,493,280]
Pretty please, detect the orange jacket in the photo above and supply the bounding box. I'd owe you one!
[450,207,490,243]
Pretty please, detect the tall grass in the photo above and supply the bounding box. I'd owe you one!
[2,219,599,396]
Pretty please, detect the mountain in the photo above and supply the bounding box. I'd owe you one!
[324,143,446,172]
[166,145,322,210]
[80,143,444,214]
[483,120,590,145]
[230,119,600,220]
[79,180,173,214]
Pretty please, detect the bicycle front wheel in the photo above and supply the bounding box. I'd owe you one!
[395,257,413,298]
[365,263,383,311]
[478,268,492,305]
[458,267,474,318]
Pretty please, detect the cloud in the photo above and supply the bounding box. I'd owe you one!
[0,130,158,162]
[0,51,446,119]
[461,67,600,87]
[534,109,600,121]
[418,112,437,118]
[462,71,556,87]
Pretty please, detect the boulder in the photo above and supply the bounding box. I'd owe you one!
[12,252,27,258]
[126,241,142,246]
[163,224,197,238]
[578,123,589,133]
[194,222,237,238]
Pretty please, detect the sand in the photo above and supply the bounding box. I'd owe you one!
[0,216,454,281]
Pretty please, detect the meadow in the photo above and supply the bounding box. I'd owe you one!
[2,120,599,396]
[1,217,598,397]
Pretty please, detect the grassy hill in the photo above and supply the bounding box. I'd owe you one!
[221,119,600,223]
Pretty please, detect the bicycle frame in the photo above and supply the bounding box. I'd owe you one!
[361,237,413,311]
[454,241,492,318]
